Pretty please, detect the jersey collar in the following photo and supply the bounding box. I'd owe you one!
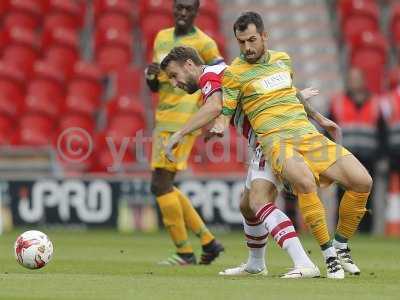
[174,26,197,39]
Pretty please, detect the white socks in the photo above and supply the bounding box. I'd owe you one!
[259,203,315,268]
[333,239,348,250]
[243,217,268,272]
[322,246,337,260]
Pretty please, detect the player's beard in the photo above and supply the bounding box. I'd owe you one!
[184,76,199,94]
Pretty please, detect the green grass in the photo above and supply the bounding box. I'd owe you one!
[0,230,399,300]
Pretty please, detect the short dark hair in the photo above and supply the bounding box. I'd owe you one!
[160,46,203,70]
[174,0,200,9]
[233,11,264,36]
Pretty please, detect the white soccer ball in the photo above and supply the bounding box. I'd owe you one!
[14,230,54,270]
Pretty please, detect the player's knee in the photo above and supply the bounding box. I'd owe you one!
[294,176,317,194]
[352,172,373,193]
[239,201,254,219]
[150,180,172,196]
[249,189,275,213]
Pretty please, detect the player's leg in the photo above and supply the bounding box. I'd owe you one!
[150,168,195,265]
[169,133,223,264]
[248,175,319,278]
[320,154,372,275]
[281,155,344,279]
[220,162,319,277]
[219,186,269,276]
[151,130,196,265]
[173,187,224,264]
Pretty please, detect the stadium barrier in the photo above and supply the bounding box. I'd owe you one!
[0,176,245,232]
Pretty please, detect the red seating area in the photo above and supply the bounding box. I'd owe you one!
[337,0,399,93]
[0,0,228,174]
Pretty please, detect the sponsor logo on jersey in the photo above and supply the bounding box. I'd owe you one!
[259,72,292,92]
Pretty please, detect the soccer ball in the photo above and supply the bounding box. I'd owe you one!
[14,230,54,269]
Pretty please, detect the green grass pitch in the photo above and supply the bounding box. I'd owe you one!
[0,230,399,300]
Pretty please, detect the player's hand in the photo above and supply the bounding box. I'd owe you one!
[318,116,342,142]
[204,124,225,142]
[146,63,161,77]
[300,87,319,100]
[165,131,182,162]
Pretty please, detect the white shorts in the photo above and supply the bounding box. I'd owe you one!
[245,145,280,190]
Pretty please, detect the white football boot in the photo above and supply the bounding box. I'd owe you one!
[219,263,268,276]
[325,256,345,279]
[336,247,361,275]
[280,265,321,279]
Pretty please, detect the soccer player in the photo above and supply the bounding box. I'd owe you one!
[163,12,372,279]
[159,46,341,278]
[145,0,224,265]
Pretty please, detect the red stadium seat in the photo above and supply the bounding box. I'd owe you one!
[0,93,24,118]
[388,67,400,90]
[0,62,25,117]
[390,3,400,45]
[0,1,10,28]
[352,63,385,93]
[115,67,141,95]
[56,115,95,172]
[24,94,62,118]
[0,114,14,145]
[0,61,26,97]
[58,114,95,134]
[196,13,219,32]
[95,142,136,173]
[139,0,173,19]
[42,28,79,78]
[43,0,83,32]
[108,113,145,133]
[4,0,43,30]
[17,113,54,146]
[95,29,132,72]
[106,95,145,124]
[351,30,388,65]
[338,0,378,22]
[64,94,99,116]
[57,154,95,174]
[199,0,220,17]
[141,13,174,61]
[106,114,145,147]
[69,61,103,100]
[94,0,134,32]
[97,12,132,32]
[340,0,379,45]
[27,61,66,101]
[0,30,9,55]
[2,28,40,77]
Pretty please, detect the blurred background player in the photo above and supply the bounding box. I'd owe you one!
[159,46,342,278]
[144,0,224,265]
[329,67,385,233]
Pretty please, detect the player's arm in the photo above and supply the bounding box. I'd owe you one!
[297,88,342,141]
[165,91,223,161]
[296,88,319,119]
[204,113,232,141]
[145,63,160,92]
[179,91,222,136]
